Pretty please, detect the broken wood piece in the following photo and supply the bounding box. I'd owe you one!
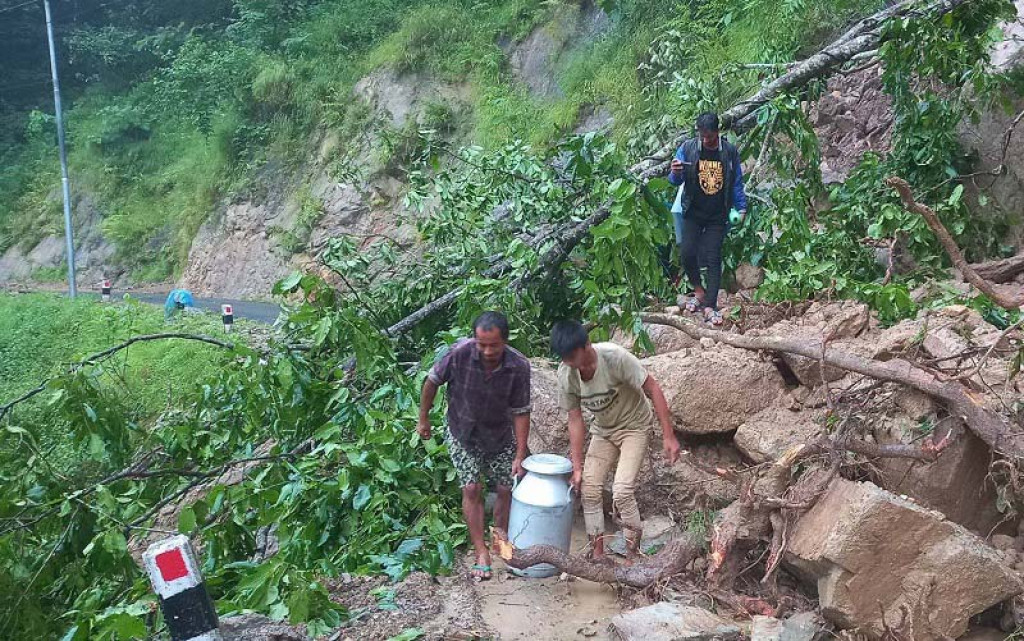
[490,527,701,589]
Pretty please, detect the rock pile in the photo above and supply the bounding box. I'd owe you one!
[526,299,1024,640]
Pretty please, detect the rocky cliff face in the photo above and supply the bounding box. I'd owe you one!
[0,192,114,286]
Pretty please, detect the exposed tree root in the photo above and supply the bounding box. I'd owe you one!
[491,528,701,589]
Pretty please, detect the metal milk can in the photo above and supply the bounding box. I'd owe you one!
[507,453,575,578]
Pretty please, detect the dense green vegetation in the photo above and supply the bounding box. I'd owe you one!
[2,0,1024,638]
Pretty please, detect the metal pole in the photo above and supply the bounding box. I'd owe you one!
[43,0,77,298]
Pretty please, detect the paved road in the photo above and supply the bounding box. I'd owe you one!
[130,293,283,324]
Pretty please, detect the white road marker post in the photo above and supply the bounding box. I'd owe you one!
[142,535,221,641]
[221,304,234,333]
[101,279,112,302]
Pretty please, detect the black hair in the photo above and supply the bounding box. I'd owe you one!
[473,311,509,340]
[550,320,589,359]
[696,112,720,133]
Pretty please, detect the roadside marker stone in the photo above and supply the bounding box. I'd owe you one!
[101,279,112,302]
[221,304,234,333]
[143,535,222,641]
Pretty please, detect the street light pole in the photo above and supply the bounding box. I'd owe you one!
[43,0,77,298]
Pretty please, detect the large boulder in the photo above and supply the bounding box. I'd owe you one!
[785,479,1022,640]
[873,420,1006,535]
[643,347,788,435]
[528,361,569,457]
[611,603,741,641]
[750,612,828,641]
[637,441,743,512]
[755,301,871,387]
[868,307,1017,396]
[734,407,825,464]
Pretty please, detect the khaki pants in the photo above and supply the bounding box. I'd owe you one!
[581,429,650,537]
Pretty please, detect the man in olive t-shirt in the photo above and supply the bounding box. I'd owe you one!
[552,321,681,560]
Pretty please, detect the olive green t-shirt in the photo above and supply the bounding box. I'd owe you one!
[557,343,653,437]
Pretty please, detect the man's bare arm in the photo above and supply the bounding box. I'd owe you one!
[512,413,530,477]
[568,408,587,488]
[417,378,440,439]
[643,374,681,464]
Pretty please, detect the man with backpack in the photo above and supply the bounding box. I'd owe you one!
[668,112,748,326]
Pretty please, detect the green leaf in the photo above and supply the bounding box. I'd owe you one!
[269,601,290,622]
[380,458,402,473]
[107,614,146,639]
[388,629,426,641]
[287,588,311,624]
[353,485,371,510]
[948,184,964,206]
[178,506,197,534]
[277,272,303,293]
[60,624,89,641]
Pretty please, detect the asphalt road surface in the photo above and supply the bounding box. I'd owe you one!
[129,293,283,324]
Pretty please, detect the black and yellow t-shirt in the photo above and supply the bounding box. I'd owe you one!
[690,148,726,220]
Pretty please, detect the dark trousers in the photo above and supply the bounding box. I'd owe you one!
[680,215,727,311]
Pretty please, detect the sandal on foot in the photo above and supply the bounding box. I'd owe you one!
[684,296,703,313]
[471,564,493,581]
[704,308,724,326]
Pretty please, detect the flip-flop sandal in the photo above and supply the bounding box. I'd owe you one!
[684,296,703,313]
[471,564,493,581]
[705,309,724,326]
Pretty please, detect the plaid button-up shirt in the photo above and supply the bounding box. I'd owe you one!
[428,338,531,453]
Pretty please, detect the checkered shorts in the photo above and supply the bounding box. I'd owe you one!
[444,427,516,489]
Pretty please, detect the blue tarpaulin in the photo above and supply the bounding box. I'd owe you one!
[164,289,194,317]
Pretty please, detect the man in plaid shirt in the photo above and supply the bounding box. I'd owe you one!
[417,311,531,580]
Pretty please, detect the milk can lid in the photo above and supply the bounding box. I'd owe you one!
[522,453,573,476]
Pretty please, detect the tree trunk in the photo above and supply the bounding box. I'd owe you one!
[973,253,1024,284]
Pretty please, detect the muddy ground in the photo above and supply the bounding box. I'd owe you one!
[326,518,627,641]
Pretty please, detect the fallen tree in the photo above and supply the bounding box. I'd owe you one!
[634,0,974,180]
[973,252,1024,284]
[641,312,1024,458]
[385,0,974,338]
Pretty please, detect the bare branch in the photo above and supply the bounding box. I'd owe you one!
[886,176,1024,310]
[0,333,235,421]
[642,313,1024,457]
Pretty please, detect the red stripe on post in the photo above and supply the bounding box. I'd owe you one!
[156,548,189,582]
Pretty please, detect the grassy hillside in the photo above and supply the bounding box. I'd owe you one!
[0,0,881,281]
[0,293,238,465]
